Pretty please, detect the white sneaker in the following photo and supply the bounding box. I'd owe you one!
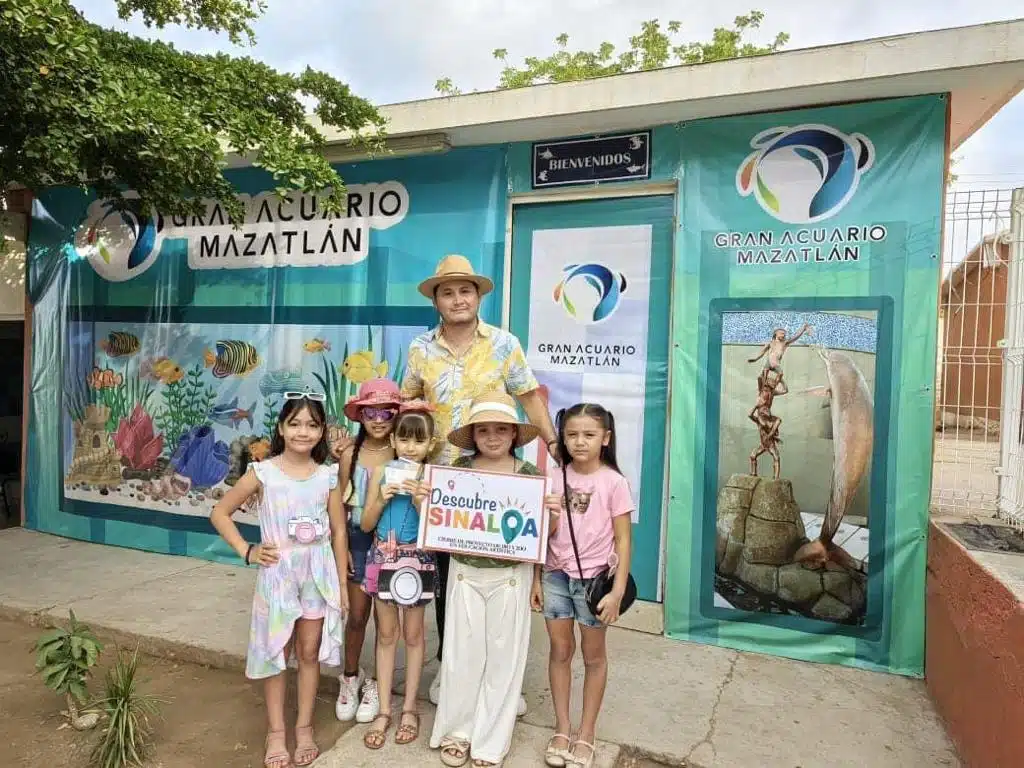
[335,669,363,722]
[428,672,441,705]
[355,678,380,724]
[517,695,527,717]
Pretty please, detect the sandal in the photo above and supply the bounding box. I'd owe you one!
[568,740,596,768]
[395,710,420,745]
[264,729,291,768]
[472,760,501,767]
[363,713,392,750]
[439,736,470,767]
[293,725,318,766]
[544,733,571,767]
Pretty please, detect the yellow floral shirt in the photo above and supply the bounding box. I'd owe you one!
[401,321,539,466]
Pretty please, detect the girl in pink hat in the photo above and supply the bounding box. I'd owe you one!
[334,378,402,726]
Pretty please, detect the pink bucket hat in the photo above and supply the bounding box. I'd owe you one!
[343,378,402,421]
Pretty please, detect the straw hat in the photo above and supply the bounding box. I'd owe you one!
[417,254,494,300]
[447,391,539,450]
[343,378,401,421]
[399,399,436,414]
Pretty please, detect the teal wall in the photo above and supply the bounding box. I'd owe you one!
[25,94,945,676]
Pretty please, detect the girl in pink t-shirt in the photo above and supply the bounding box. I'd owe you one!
[530,403,634,768]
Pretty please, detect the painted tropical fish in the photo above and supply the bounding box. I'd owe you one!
[303,338,332,353]
[204,340,261,379]
[259,369,306,397]
[140,356,184,385]
[98,331,140,358]
[341,350,388,384]
[87,366,123,390]
[209,397,257,429]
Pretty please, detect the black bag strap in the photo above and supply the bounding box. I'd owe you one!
[562,460,588,581]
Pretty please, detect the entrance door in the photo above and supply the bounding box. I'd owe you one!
[510,196,674,601]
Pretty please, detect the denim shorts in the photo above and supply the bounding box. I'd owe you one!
[541,569,601,628]
[347,523,373,584]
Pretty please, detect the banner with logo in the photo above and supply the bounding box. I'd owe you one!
[665,95,946,676]
[24,147,509,561]
[526,225,650,516]
[510,196,674,602]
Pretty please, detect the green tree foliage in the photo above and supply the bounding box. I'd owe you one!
[0,0,385,223]
[435,11,789,95]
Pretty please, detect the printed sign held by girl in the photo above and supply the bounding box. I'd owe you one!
[429,391,562,767]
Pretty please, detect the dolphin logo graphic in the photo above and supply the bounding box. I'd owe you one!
[552,263,628,324]
[737,124,875,224]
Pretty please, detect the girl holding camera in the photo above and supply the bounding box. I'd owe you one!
[210,392,348,768]
[359,402,438,750]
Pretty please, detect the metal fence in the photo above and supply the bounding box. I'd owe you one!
[931,188,1021,527]
[997,190,1024,532]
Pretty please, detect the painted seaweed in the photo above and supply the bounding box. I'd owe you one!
[262,395,280,440]
[153,365,216,454]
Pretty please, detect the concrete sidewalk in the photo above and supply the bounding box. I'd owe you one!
[0,529,958,767]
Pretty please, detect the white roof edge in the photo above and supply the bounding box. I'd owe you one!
[307,19,1024,153]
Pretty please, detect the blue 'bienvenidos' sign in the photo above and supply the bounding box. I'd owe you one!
[532,132,651,188]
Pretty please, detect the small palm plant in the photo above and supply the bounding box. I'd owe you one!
[33,609,103,730]
[90,646,162,768]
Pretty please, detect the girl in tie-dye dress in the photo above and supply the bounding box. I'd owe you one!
[211,393,349,768]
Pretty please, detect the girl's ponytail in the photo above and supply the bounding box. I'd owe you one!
[344,427,368,505]
[599,408,622,476]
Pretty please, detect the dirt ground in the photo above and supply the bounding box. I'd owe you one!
[0,617,348,767]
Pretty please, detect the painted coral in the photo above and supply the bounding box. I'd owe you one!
[171,425,229,489]
[113,404,164,471]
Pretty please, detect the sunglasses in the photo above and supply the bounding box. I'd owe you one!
[362,406,397,422]
[284,391,326,402]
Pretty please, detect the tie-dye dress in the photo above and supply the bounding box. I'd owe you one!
[245,459,345,680]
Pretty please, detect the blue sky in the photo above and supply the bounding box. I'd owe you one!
[76,0,1024,192]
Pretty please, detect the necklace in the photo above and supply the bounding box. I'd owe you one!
[361,442,391,453]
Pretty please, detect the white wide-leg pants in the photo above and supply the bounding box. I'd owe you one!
[429,558,533,763]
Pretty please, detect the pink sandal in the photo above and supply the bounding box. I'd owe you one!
[293,725,319,766]
[264,730,291,768]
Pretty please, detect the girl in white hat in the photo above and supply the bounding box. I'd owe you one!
[429,391,561,767]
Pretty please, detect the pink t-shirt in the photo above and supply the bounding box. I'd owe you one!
[546,465,634,579]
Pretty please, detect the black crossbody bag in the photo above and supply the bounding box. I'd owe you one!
[561,461,637,618]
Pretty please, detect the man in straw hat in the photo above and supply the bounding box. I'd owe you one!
[402,254,560,714]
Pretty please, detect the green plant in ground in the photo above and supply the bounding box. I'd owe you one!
[90,646,162,768]
[33,609,103,730]
[153,364,215,454]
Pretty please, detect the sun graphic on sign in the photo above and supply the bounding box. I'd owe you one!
[497,496,533,544]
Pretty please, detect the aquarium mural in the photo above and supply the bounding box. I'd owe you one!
[25,145,508,561]
[62,322,422,528]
